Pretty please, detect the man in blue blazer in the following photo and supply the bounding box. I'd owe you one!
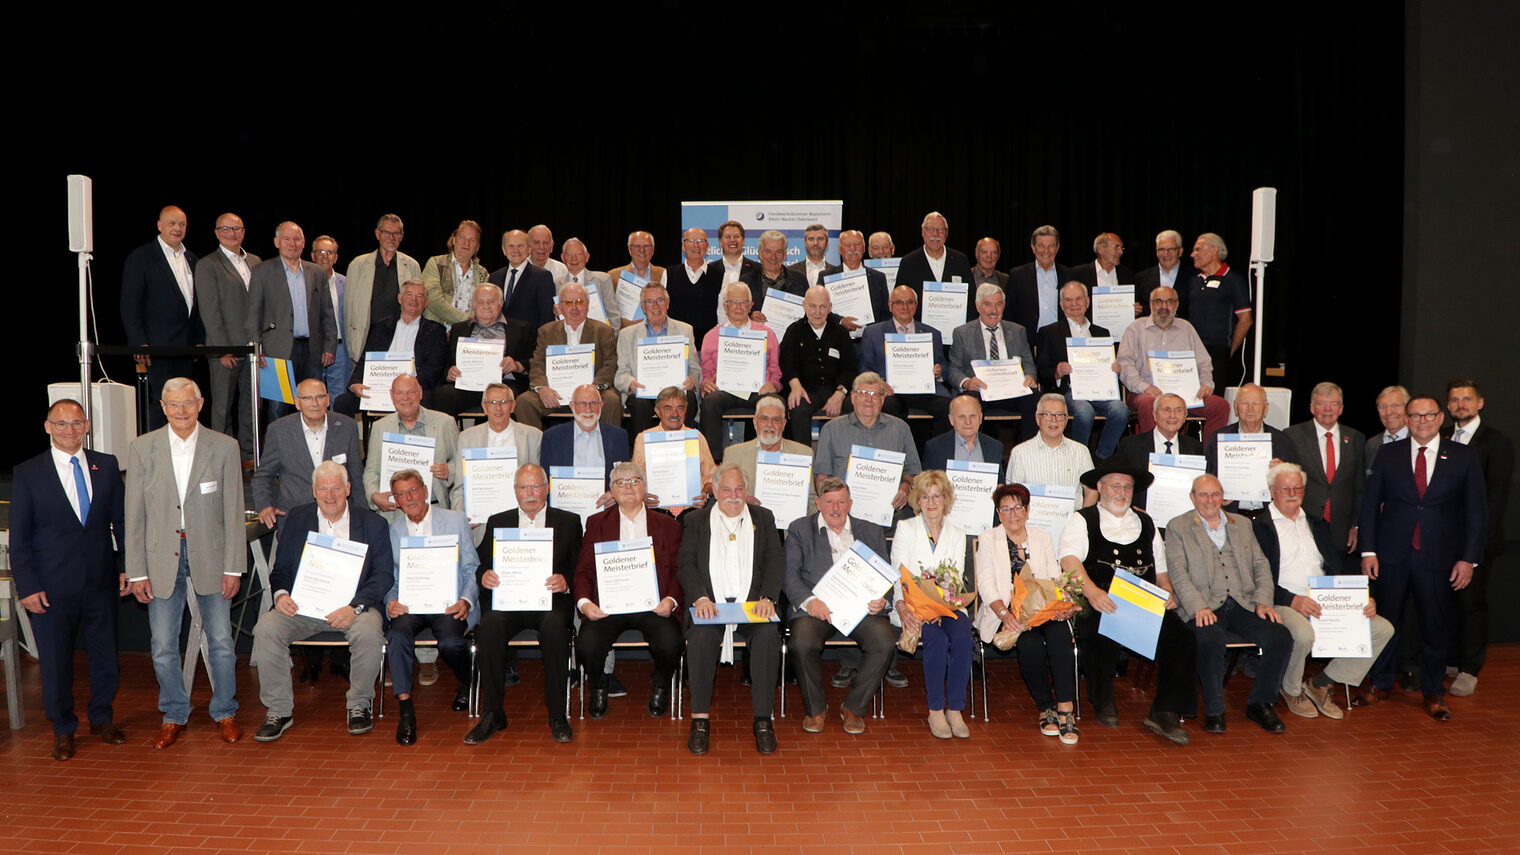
[383,469,479,745]
[1360,395,1487,720]
[859,285,952,438]
[120,206,202,428]
[922,394,1005,472]
[11,399,127,760]
[489,229,557,332]
[540,385,631,487]
[251,461,393,741]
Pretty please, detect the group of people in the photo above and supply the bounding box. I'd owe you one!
[12,207,1506,761]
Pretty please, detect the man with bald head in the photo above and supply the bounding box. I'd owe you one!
[1115,284,1232,441]
[833,229,892,344]
[868,231,895,259]
[894,211,975,323]
[971,237,1006,290]
[779,285,857,444]
[195,213,262,461]
[344,214,422,352]
[668,227,724,345]
[528,224,569,281]
[608,230,667,294]
[1179,232,1253,388]
[1007,225,1074,336]
[489,228,557,332]
[556,237,621,329]
[1070,232,1134,305]
[247,221,338,418]
[516,280,622,429]
[431,283,535,416]
[1204,382,1298,516]
[121,205,201,428]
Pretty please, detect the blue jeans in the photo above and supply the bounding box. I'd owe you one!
[148,549,238,725]
[1066,391,1130,461]
[323,340,351,403]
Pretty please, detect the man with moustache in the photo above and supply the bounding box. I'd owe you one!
[515,281,621,429]
[895,212,975,324]
[421,219,491,327]
[1115,285,1232,441]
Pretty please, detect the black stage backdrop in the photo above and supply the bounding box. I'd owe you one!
[14,1,1404,463]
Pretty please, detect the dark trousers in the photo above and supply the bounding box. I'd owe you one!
[789,613,894,717]
[1014,618,1077,711]
[1453,552,1493,675]
[1189,598,1294,715]
[882,392,951,441]
[1205,343,1245,390]
[787,386,853,445]
[686,622,780,717]
[32,589,119,735]
[385,612,470,696]
[575,611,684,692]
[1371,548,1457,698]
[1075,606,1197,717]
[982,393,1040,443]
[475,606,572,720]
[700,390,759,463]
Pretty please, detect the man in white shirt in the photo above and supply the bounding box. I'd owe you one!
[120,205,200,428]
[1006,394,1094,510]
[528,224,569,281]
[1284,381,1366,569]
[1134,229,1190,316]
[787,223,835,287]
[453,383,544,546]
[364,374,461,523]
[1115,285,1232,441]
[555,237,620,328]
[311,236,350,401]
[195,212,262,462]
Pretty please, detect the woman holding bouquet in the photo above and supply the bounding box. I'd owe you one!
[891,471,976,739]
[974,484,1080,744]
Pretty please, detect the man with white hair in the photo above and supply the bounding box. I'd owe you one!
[722,394,817,519]
[528,224,569,281]
[1179,232,1252,388]
[1069,232,1134,309]
[608,230,666,291]
[746,229,809,323]
[614,282,700,433]
[893,211,975,323]
[515,280,622,429]
[698,281,782,461]
[1134,229,1191,317]
[556,237,621,329]
[489,229,556,332]
[947,282,1041,442]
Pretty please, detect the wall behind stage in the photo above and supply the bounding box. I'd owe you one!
[13,2,1404,471]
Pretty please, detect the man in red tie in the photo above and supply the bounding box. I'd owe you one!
[1285,382,1366,573]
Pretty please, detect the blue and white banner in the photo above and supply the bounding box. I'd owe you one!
[680,200,844,266]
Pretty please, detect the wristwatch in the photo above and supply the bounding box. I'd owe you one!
[352,604,366,615]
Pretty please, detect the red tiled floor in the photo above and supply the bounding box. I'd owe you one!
[3,646,1520,854]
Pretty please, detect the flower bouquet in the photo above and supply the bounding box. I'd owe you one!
[896,559,978,653]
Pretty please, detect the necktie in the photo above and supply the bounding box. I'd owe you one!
[505,267,519,304]
[1383,433,1395,444]
[986,326,999,360]
[1413,446,1428,548]
[71,456,90,523]
[1453,428,1466,444]
[1323,431,1336,521]
[1164,439,1173,455]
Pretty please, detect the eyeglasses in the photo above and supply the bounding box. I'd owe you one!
[1407,412,1441,421]
[394,486,426,500]
[612,477,645,487]
[215,225,244,233]
[48,419,86,430]
[852,389,884,399]
[997,504,1026,514]
[1036,412,1068,421]
[296,394,328,402]
[162,400,198,411]
[1151,298,1179,306]
[378,229,403,238]
[482,399,512,407]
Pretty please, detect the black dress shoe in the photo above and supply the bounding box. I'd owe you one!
[90,722,127,745]
[687,719,710,755]
[753,719,777,755]
[452,686,470,713]
[1095,706,1120,728]
[1204,714,1227,733]
[1142,712,1190,745]
[396,710,417,746]
[52,733,76,761]
[549,718,574,743]
[1245,702,1286,733]
[503,664,521,688]
[589,687,609,719]
[464,712,507,745]
[648,685,670,718]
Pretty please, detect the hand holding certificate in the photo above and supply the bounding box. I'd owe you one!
[760,289,805,334]
[1099,569,1167,659]
[811,541,896,635]
[1146,453,1206,528]
[453,338,506,392]
[461,446,518,523]
[359,352,415,412]
[290,532,368,620]
[1309,576,1373,657]
[822,270,874,335]
[1148,350,1204,407]
[844,445,906,527]
[753,451,811,529]
[545,344,595,395]
[380,433,437,502]
[716,327,768,395]
[592,538,661,615]
[616,271,648,323]
[971,359,1032,401]
[642,430,702,508]
[1216,433,1273,502]
[944,460,998,535]
[1067,337,1119,401]
[885,333,936,394]
[396,535,460,614]
[634,336,689,399]
[491,528,556,611]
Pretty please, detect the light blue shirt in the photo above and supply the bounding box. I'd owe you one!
[1035,264,1060,329]
[285,261,309,338]
[573,423,605,472]
[952,433,986,464]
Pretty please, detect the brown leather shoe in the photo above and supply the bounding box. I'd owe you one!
[52,733,77,761]
[841,709,866,735]
[1351,685,1390,707]
[152,722,185,749]
[241,460,256,470]
[90,722,127,745]
[1424,697,1452,722]
[801,712,826,733]
[216,717,243,744]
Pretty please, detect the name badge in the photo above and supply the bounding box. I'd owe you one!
[1206,279,1221,289]
[200,480,219,494]
[827,348,841,359]
[333,453,348,464]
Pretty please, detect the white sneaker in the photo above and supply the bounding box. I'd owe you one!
[1449,672,1478,696]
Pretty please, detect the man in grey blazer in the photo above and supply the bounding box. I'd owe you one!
[1284,381,1366,571]
[343,213,423,351]
[615,282,700,432]
[125,378,247,749]
[452,383,543,547]
[194,212,261,462]
[1164,473,1293,734]
[946,283,1040,442]
[1365,385,1410,475]
[252,378,364,530]
[246,221,337,418]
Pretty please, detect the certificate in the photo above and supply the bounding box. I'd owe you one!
[971,359,1031,401]
[920,281,969,339]
[461,446,518,523]
[811,540,897,635]
[753,450,812,529]
[616,270,647,323]
[1148,350,1204,407]
[549,466,605,526]
[944,460,999,535]
[583,280,609,324]
[290,532,368,620]
[864,257,899,290]
[716,327,768,395]
[761,288,805,335]
[643,429,702,508]
[823,270,874,337]
[1216,433,1273,503]
[380,433,436,502]
[1309,575,1373,658]
[1091,285,1136,342]
[1099,568,1166,659]
[1146,453,1207,529]
[491,528,555,611]
[689,601,780,624]
[844,444,906,527]
[397,534,460,614]
[593,537,661,614]
[1024,483,1079,541]
[544,343,595,395]
[884,333,936,395]
[359,352,415,412]
[453,338,505,392]
[1067,337,1120,401]
[634,336,689,399]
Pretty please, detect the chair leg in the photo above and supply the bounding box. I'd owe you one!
[979,639,990,722]
[376,640,387,719]
[673,650,684,721]
[1070,619,1080,721]
[778,639,787,718]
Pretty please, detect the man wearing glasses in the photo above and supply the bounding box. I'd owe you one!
[1134,229,1191,318]
[1115,285,1232,442]
[194,212,262,463]
[516,281,622,429]
[253,378,364,532]
[698,282,783,462]
[432,283,535,416]
[454,383,544,547]
[813,373,922,507]
[608,230,667,292]
[615,282,701,433]
[1005,393,1095,510]
[859,285,952,439]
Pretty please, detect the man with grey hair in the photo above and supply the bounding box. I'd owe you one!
[344,213,422,354]
[489,229,556,332]
[608,230,666,294]
[1284,381,1366,568]
[1180,232,1253,388]
[867,231,895,259]
[1204,382,1298,517]
[1005,393,1094,510]
[615,282,700,432]
[894,211,975,323]
[125,377,246,749]
[194,212,262,462]
[421,219,490,326]
[780,285,857,444]
[1366,385,1411,473]
[947,283,1040,442]
[334,279,449,416]
[971,237,1006,290]
[698,281,782,461]
[516,280,622,429]
[747,229,809,323]
[813,372,922,503]
[669,227,722,345]
[453,383,544,546]
[528,224,569,281]
[1134,229,1190,317]
[1035,280,1129,460]
[247,220,338,419]
[1070,232,1134,310]
[723,394,817,519]
[432,283,535,415]
[252,459,392,741]
[1008,224,1073,335]
[556,237,621,329]
[363,373,461,523]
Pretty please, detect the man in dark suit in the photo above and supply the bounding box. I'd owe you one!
[120,205,201,428]
[1441,379,1513,696]
[895,212,976,325]
[1005,225,1073,337]
[971,237,1008,292]
[333,280,449,416]
[706,220,762,333]
[515,282,621,429]
[746,230,810,323]
[467,464,582,745]
[779,286,858,444]
[251,461,393,741]
[1133,229,1192,318]
[1068,232,1134,305]
[540,384,631,487]
[247,221,338,419]
[859,285,952,439]
[1284,381,1366,570]
[1035,281,1130,461]
[786,223,837,288]
[11,399,127,761]
[431,283,535,415]
[573,461,684,719]
[1111,393,1205,515]
[1360,395,1486,720]
[489,229,557,332]
[784,477,894,735]
[946,283,1040,442]
[252,379,364,530]
[922,395,1004,472]
[678,464,784,755]
[833,229,892,343]
[194,212,261,461]
[1203,383,1299,516]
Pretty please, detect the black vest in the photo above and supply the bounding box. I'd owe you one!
[1077,505,1157,590]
